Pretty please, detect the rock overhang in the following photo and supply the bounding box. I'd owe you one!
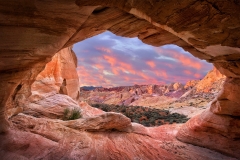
[0,0,240,158]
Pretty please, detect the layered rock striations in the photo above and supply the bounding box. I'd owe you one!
[0,0,240,159]
[81,68,225,109]
[2,115,235,160]
[177,67,226,104]
[31,46,80,101]
[81,83,185,106]
[177,76,240,158]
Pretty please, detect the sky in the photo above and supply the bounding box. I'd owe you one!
[73,31,213,87]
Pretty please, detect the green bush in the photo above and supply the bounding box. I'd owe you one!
[63,108,82,120]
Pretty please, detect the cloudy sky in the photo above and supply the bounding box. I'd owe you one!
[73,31,213,87]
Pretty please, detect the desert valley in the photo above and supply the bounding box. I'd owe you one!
[0,1,240,160]
[79,67,225,126]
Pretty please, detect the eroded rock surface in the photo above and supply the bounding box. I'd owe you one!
[1,113,235,160]
[81,68,225,110]
[177,76,240,158]
[0,0,240,159]
[31,46,80,101]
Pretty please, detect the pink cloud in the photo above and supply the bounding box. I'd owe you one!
[75,45,211,87]
[184,70,192,75]
[103,55,116,66]
[94,64,104,70]
[96,47,112,53]
[156,48,203,70]
[146,61,156,68]
[154,70,168,79]
[194,73,201,79]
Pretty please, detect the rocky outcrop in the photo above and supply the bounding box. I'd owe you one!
[194,67,225,93]
[81,67,227,110]
[184,80,200,89]
[177,76,240,158]
[211,78,240,116]
[24,94,80,119]
[62,112,132,132]
[1,113,234,160]
[0,0,240,159]
[31,46,80,101]
[82,83,185,106]
[178,67,225,105]
[173,82,184,91]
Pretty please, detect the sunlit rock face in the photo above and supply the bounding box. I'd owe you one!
[194,67,225,93]
[0,0,240,159]
[177,69,240,157]
[180,67,225,99]
[31,46,80,101]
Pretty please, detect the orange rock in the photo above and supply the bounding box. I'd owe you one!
[62,112,131,132]
[0,1,240,159]
[177,77,240,158]
[194,67,225,93]
[184,80,200,89]
[1,113,234,160]
[210,78,240,116]
[31,47,80,101]
[177,108,240,158]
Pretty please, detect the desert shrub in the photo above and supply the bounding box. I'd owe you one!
[132,119,139,123]
[63,108,70,119]
[149,117,155,124]
[63,108,82,120]
[90,103,189,127]
[101,104,109,112]
[121,107,126,113]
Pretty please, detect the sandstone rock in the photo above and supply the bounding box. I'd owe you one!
[184,80,200,89]
[0,129,59,160]
[78,101,104,117]
[173,82,184,90]
[169,106,206,118]
[6,107,23,119]
[177,77,240,158]
[24,94,80,119]
[123,96,136,106]
[210,77,240,116]
[211,99,240,116]
[0,0,240,159]
[179,67,225,106]
[62,112,131,132]
[31,47,80,101]
[2,113,234,160]
[194,67,225,93]
[177,108,240,158]
[166,83,174,92]
[214,61,240,78]
[130,96,175,109]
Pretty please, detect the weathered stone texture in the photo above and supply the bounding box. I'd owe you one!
[0,0,240,159]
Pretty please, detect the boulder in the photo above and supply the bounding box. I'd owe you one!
[62,112,131,132]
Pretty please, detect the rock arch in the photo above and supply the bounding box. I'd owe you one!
[0,0,239,158]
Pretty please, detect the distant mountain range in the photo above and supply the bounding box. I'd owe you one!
[80,86,103,91]
[80,67,226,117]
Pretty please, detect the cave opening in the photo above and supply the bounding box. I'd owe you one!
[72,31,224,127]
[0,1,239,159]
